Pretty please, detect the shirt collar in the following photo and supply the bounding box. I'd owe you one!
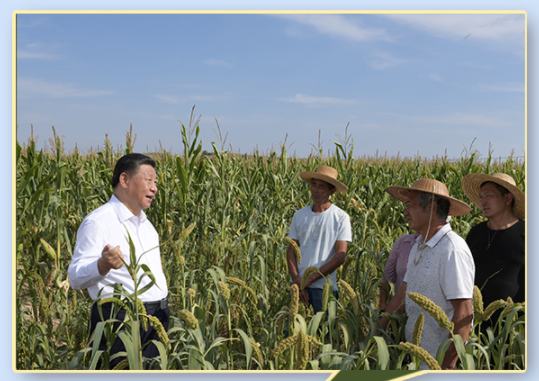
[110,194,147,224]
[417,223,451,248]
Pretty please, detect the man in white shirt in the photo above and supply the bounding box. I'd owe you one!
[286,165,352,313]
[68,153,168,368]
[381,179,474,370]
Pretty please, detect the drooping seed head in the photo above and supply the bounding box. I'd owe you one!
[271,334,299,359]
[178,309,199,330]
[226,276,257,303]
[290,284,299,316]
[250,338,264,368]
[412,313,424,346]
[217,281,230,300]
[473,286,484,323]
[483,299,508,322]
[408,292,454,333]
[148,315,170,347]
[285,237,302,265]
[321,281,330,313]
[295,330,309,370]
[112,358,129,370]
[301,266,320,290]
[398,342,441,370]
[339,279,360,316]
[135,298,149,331]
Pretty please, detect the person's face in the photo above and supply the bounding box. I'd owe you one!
[121,164,158,216]
[404,192,433,235]
[310,179,335,204]
[478,182,512,219]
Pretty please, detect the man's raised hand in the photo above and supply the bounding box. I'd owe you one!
[97,244,124,275]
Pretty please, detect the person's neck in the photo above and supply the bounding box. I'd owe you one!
[420,223,446,243]
[312,201,332,213]
[113,190,142,217]
[488,211,518,230]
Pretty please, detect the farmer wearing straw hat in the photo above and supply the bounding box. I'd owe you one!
[286,165,352,313]
[380,179,475,370]
[461,173,525,328]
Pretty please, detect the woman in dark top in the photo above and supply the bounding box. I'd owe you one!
[462,173,525,330]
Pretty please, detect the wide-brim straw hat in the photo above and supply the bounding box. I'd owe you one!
[385,178,471,216]
[300,165,348,193]
[461,173,525,220]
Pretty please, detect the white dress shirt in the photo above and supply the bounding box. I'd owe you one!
[68,195,168,302]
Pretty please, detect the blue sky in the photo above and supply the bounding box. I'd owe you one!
[16,12,525,160]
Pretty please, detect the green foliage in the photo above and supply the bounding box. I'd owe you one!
[15,121,525,370]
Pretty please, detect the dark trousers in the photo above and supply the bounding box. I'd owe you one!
[307,287,339,314]
[89,301,170,369]
[284,287,339,337]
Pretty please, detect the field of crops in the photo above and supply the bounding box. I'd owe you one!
[15,123,525,371]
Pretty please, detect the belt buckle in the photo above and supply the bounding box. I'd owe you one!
[160,298,167,310]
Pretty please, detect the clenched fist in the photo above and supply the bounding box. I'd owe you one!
[97,244,124,275]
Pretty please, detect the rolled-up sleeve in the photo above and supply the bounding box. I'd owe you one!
[68,218,106,290]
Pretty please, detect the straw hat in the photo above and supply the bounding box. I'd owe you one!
[300,165,348,193]
[385,178,471,216]
[461,173,525,220]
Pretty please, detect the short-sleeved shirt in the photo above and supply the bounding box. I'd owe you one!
[288,204,352,291]
[404,223,475,368]
[382,234,416,291]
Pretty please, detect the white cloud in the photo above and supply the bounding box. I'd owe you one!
[279,14,393,42]
[17,51,59,59]
[429,73,444,82]
[369,51,410,70]
[280,93,358,107]
[17,78,112,99]
[475,83,525,93]
[154,93,219,104]
[17,42,61,60]
[203,59,232,67]
[154,94,184,104]
[384,14,524,43]
[393,111,512,127]
[461,62,493,70]
[156,114,175,121]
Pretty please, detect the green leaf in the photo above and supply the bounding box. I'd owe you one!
[370,336,389,370]
[175,155,188,193]
[234,328,253,370]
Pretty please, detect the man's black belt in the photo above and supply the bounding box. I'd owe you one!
[143,297,168,311]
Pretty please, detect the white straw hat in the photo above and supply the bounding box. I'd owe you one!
[300,165,348,193]
[461,173,525,220]
[385,178,471,216]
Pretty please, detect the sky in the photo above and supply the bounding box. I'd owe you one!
[3,1,535,381]
[15,11,525,160]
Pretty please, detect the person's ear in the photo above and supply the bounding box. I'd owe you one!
[119,172,130,188]
[505,192,514,206]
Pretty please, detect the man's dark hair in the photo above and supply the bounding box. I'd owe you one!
[415,191,450,221]
[112,153,156,188]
